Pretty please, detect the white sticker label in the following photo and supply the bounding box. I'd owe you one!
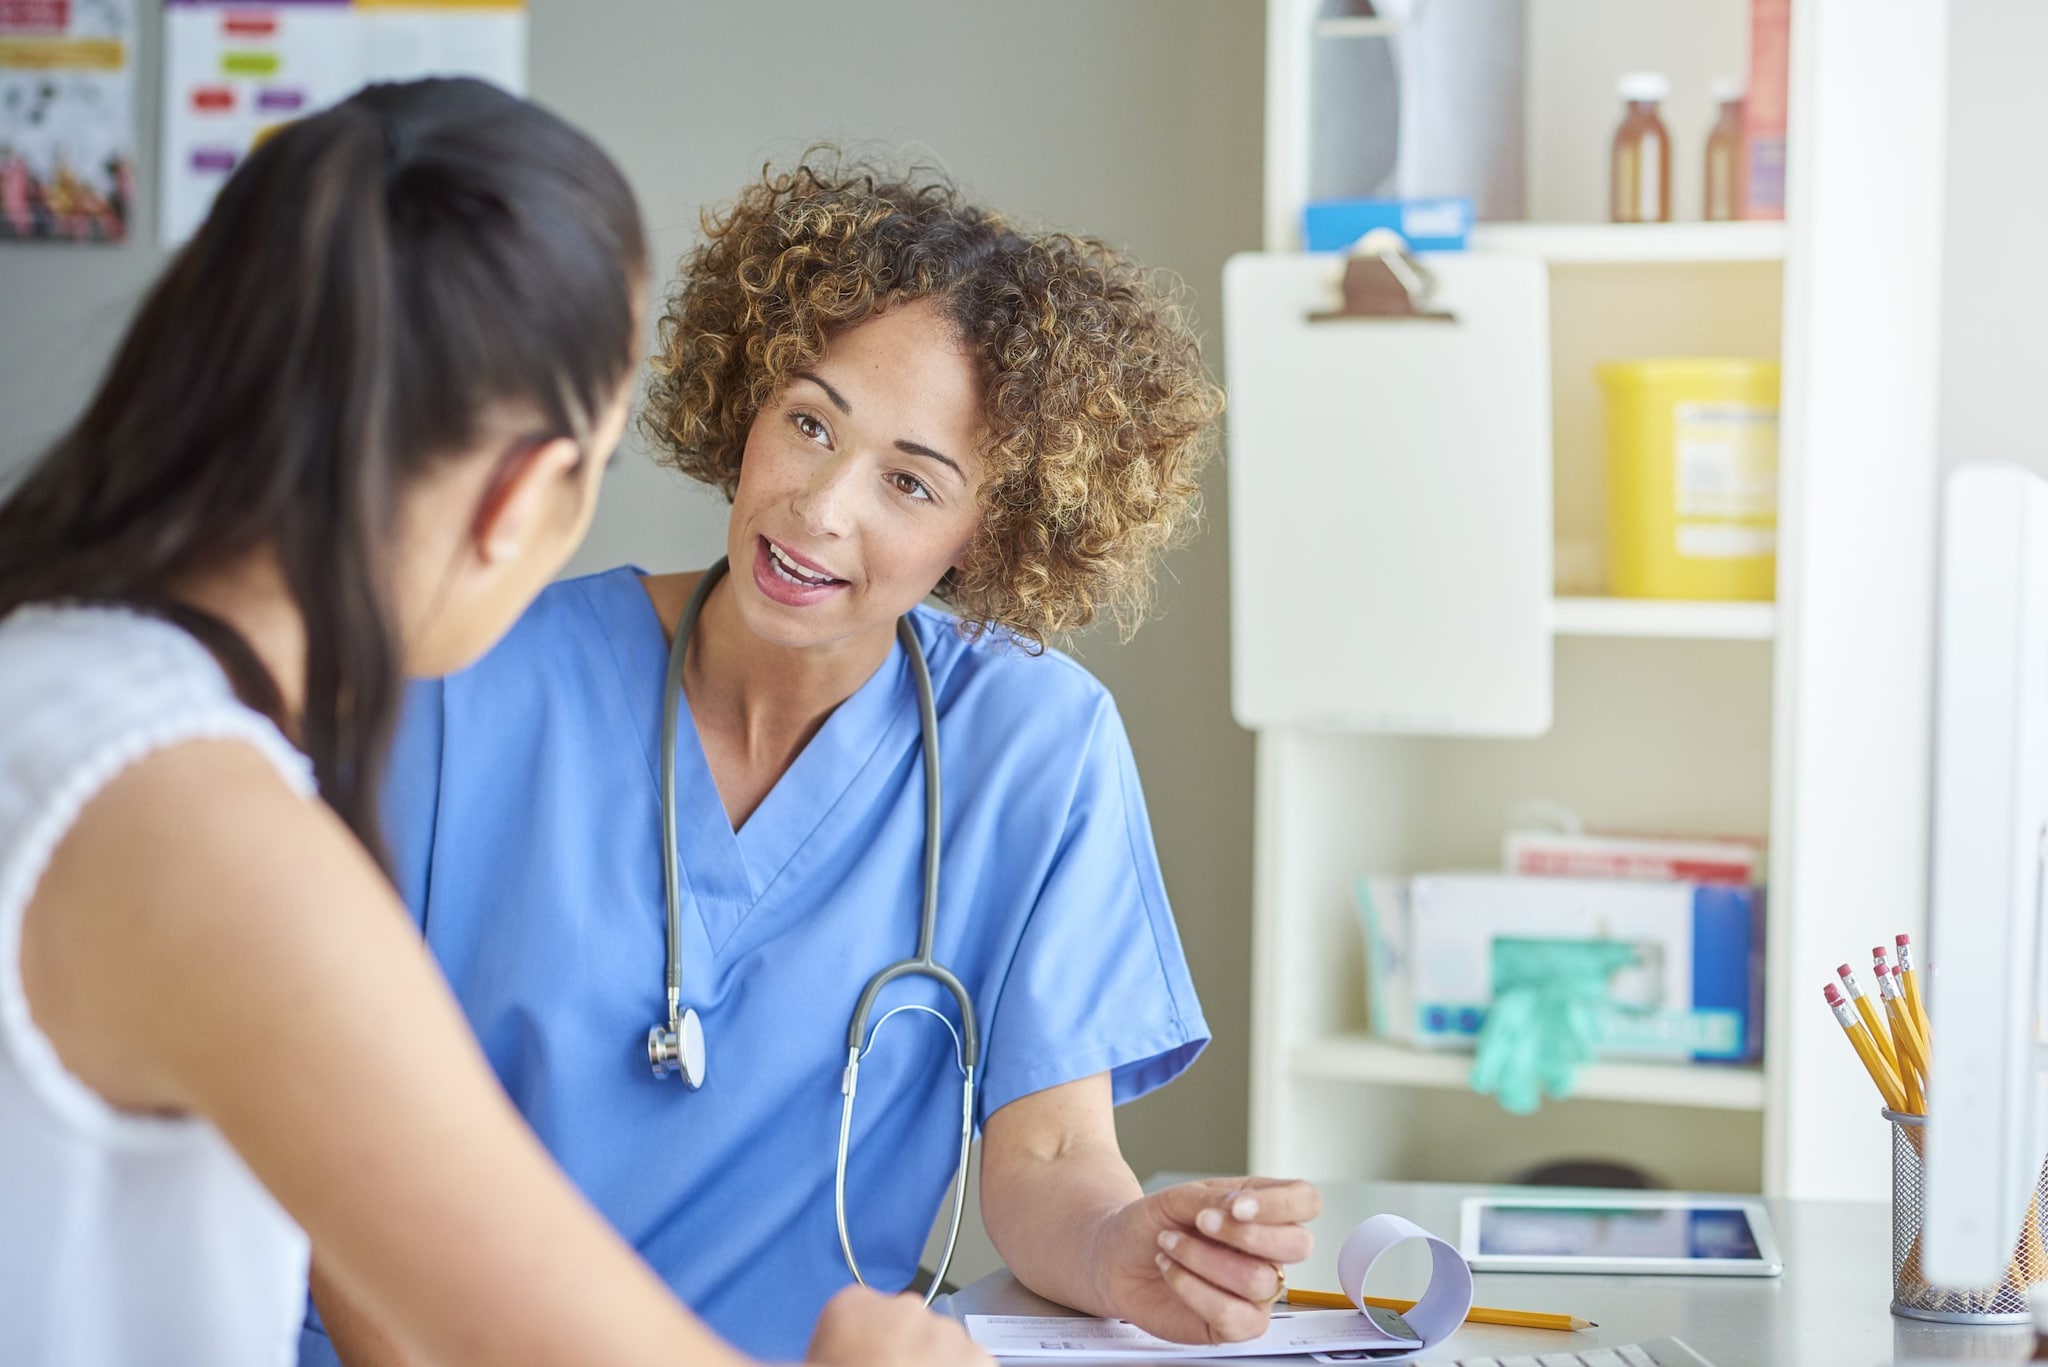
[1673,401,1778,520]
[1678,524,1778,559]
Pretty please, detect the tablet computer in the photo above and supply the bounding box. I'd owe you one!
[1458,1194,1785,1276]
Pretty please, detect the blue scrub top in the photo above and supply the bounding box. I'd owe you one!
[298,566,1209,1363]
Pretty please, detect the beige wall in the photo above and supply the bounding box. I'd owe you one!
[0,0,1265,1282]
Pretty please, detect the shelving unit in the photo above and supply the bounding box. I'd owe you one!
[1290,1036,1767,1111]
[1310,17,1399,40]
[1468,221,1786,265]
[1550,597,1775,641]
[1239,0,1948,1203]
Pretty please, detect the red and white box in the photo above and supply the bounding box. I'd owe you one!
[1504,830,1764,886]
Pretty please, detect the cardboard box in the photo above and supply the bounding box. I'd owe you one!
[1302,196,1473,253]
[1744,0,1792,220]
[1404,873,1764,1062]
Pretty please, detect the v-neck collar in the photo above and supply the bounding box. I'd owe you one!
[592,567,916,954]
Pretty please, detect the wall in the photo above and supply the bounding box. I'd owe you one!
[0,0,1265,1286]
[1939,2,2048,482]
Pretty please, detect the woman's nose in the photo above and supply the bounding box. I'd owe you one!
[791,455,859,537]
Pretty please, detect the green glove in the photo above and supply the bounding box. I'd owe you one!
[1470,938,1640,1115]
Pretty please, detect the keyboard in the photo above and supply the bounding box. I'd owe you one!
[1439,1338,1717,1367]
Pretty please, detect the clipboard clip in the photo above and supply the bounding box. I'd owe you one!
[1308,228,1455,324]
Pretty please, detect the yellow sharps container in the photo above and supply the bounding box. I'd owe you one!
[1596,358,1780,601]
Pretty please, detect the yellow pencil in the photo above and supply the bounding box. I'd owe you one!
[1825,982,1908,1112]
[1895,933,1932,1051]
[1877,961,1931,1087]
[1898,1051,1925,1112]
[1836,964,1900,1077]
[1281,1287,1595,1331]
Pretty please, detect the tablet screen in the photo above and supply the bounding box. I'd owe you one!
[1473,1204,1765,1261]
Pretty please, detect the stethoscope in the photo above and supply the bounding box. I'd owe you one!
[645,557,978,1302]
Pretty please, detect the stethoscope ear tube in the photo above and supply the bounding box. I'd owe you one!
[834,617,979,1298]
[838,1038,976,1306]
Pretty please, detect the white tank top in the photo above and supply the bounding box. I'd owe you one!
[0,604,314,1367]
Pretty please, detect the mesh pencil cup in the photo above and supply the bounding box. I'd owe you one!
[1886,1109,2048,1322]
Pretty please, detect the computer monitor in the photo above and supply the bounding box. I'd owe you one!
[1924,462,2048,1286]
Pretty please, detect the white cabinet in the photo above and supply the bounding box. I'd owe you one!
[1237,0,1949,1202]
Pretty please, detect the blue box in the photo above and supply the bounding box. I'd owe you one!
[1401,874,1765,1063]
[1302,197,1474,253]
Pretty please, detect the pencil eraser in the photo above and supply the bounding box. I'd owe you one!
[1837,963,1854,978]
[1874,946,1890,959]
[1874,960,1890,976]
[1897,933,1912,946]
[1824,983,1844,1004]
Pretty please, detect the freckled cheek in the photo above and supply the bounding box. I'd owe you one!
[731,461,788,522]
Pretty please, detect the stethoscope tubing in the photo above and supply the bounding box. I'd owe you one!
[656,563,716,1048]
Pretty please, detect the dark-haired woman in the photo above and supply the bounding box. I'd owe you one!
[0,83,984,1367]
[312,154,1321,1365]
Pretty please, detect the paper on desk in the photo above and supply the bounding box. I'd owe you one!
[963,1309,1412,1359]
[965,1213,1472,1362]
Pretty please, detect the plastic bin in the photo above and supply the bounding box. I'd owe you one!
[1596,359,1780,601]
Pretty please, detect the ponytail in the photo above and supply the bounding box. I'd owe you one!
[0,79,646,867]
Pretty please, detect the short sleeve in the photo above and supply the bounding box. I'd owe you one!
[975,698,1209,1125]
[381,678,446,929]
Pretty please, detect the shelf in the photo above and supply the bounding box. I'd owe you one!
[1291,1036,1767,1111]
[1468,221,1786,265]
[1550,597,1776,641]
[1311,17,1401,39]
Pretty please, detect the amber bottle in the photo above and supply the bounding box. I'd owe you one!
[1611,72,1672,224]
[1704,79,1746,222]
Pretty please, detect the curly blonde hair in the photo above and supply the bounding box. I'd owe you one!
[641,152,1224,647]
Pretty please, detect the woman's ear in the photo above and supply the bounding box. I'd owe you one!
[470,436,584,566]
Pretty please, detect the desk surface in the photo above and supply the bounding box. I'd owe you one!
[944,1180,2039,1366]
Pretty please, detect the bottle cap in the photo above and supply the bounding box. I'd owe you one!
[1708,77,1745,104]
[1618,72,1669,102]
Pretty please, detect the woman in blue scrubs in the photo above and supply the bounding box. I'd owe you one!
[303,156,1319,1365]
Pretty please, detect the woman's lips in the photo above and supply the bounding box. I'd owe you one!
[752,535,848,607]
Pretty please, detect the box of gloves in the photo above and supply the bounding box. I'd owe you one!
[1364,872,1763,1063]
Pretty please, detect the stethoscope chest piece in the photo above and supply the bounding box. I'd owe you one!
[648,1006,706,1088]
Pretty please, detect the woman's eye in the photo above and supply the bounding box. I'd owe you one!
[890,472,934,502]
[792,412,829,444]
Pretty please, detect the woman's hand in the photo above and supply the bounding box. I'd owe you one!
[1096,1176,1321,1344]
[805,1286,992,1367]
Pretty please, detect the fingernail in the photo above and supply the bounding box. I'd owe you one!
[1155,1252,1171,1272]
[1233,1196,1260,1221]
[1158,1230,1180,1252]
[1197,1209,1223,1235]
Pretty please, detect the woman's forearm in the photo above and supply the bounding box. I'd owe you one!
[978,1078,1142,1316]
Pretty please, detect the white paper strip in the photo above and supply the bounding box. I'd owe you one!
[965,1213,1473,1361]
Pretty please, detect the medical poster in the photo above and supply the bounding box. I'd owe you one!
[0,0,137,242]
[160,0,525,247]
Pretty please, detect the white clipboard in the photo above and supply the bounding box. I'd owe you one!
[1223,249,1553,736]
